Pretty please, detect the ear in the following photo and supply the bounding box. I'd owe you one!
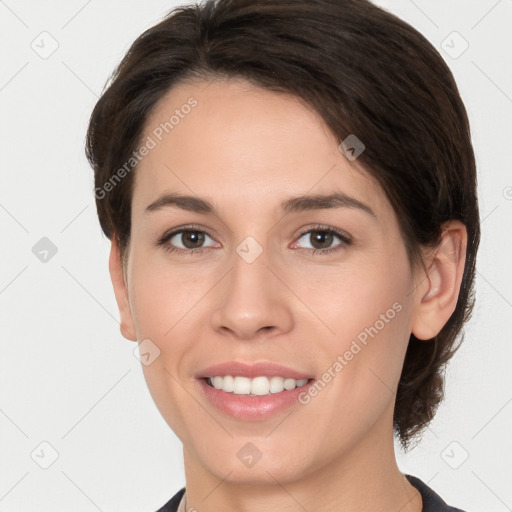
[109,235,137,342]
[411,220,467,340]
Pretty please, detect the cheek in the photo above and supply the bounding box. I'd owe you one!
[128,274,169,339]
[297,248,413,347]
[304,246,414,396]
[127,251,206,439]
[127,248,209,339]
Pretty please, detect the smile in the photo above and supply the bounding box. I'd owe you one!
[199,376,316,420]
[206,375,310,396]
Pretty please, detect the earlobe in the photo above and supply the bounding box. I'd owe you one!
[411,221,467,340]
[109,236,138,342]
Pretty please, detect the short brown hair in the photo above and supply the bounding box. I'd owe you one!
[85,0,480,448]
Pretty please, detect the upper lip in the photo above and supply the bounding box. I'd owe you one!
[196,361,314,380]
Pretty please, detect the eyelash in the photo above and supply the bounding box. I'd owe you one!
[156,224,352,256]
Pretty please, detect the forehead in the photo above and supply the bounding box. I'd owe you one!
[132,78,389,220]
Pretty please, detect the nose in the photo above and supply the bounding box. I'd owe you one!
[210,245,294,340]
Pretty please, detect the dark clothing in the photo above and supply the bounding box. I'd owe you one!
[405,474,466,511]
[155,487,185,512]
[155,474,466,511]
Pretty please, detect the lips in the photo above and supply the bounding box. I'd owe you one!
[197,376,316,420]
[194,361,317,420]
[196,360,314,380]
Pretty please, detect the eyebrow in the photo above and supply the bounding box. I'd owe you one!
[145,191,376,217]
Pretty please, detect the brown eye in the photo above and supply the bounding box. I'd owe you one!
[309,230,335,250]
[161,228,218,253]
[178,231,206,249]
[294,226,351,254]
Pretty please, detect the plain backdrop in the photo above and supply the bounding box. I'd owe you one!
[0,0,511,510]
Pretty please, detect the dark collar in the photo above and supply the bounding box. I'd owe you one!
[155,475,466,512]
[406,474,466,511]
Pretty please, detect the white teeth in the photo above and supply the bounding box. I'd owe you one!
[208,375,309,395]
[249,376,269,396]
[233,376,251,394]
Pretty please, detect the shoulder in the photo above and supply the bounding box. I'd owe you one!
[154,487,186,512]
[406,474,467,512]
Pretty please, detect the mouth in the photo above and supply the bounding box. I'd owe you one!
[197,375,316,421]
[195,361,316,419]
[203,375,312,396]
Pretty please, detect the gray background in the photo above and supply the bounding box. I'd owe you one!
[0,0,511,510]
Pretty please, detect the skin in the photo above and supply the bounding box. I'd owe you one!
[109,78,467,512]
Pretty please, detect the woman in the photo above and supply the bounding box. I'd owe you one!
[86,0,479,510]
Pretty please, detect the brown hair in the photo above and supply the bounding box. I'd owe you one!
[85,0,480,449]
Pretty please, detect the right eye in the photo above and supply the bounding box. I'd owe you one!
[157,226,220,255]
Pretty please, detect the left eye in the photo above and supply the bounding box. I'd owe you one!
[294,228,350,252]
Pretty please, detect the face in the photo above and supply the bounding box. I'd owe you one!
[117,78,425,484]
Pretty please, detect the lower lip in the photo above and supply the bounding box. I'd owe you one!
[197,378,315,421]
